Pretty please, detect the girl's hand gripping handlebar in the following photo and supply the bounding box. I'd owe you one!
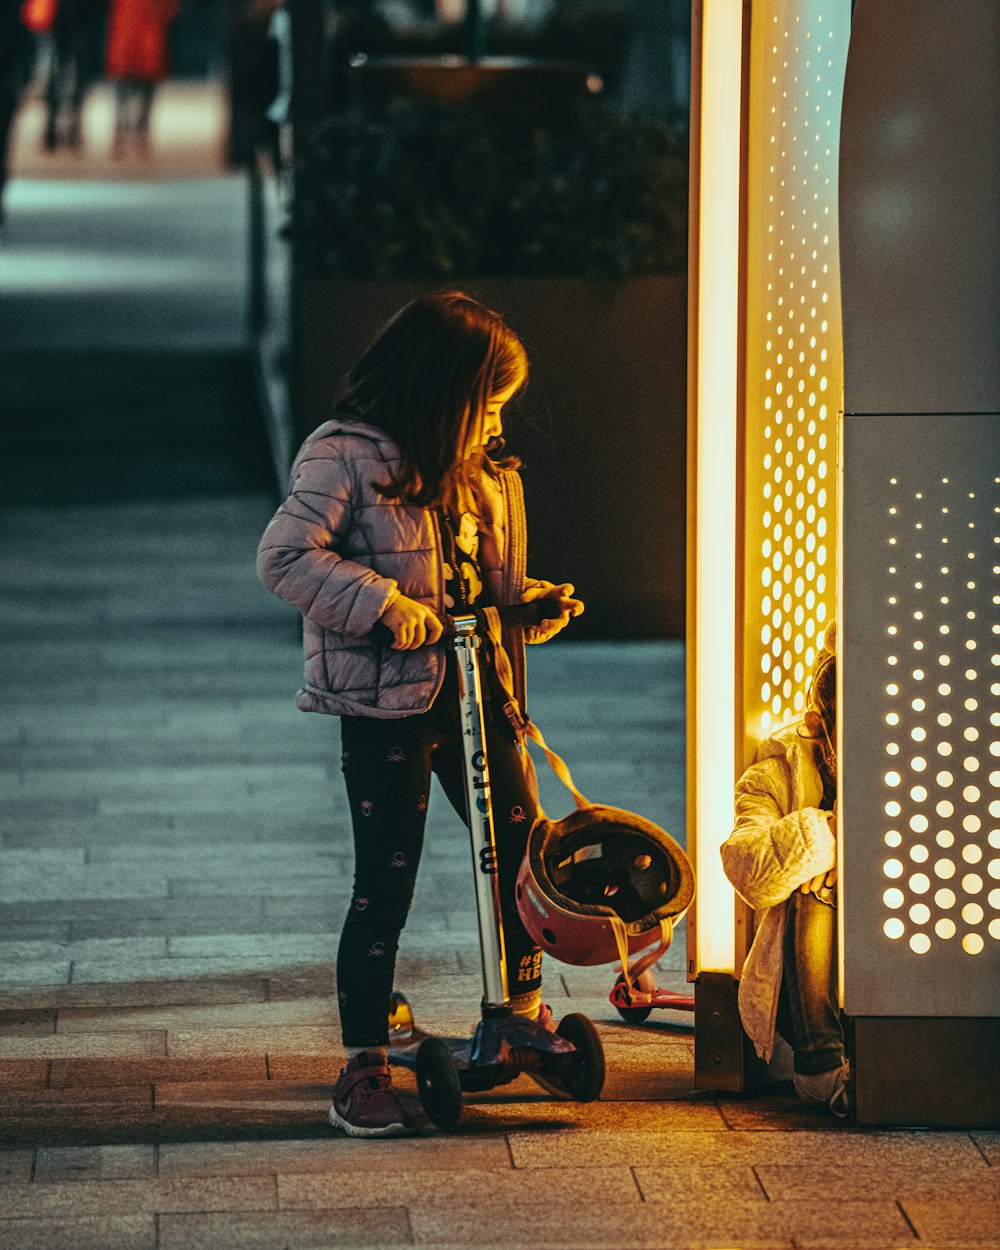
[374,593,578,649]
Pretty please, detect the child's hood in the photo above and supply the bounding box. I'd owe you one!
[753,721,825,811]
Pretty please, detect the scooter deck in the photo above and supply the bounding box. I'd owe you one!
[388,992,577,1097]
[609,981,695,1012]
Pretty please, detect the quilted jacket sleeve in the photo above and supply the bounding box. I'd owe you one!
[720,755,837,911]
[256,438,400,636]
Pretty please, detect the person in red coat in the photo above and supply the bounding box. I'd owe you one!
[105,0,179,154]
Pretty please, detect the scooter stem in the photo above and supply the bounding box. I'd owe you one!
[451,614,510,1011]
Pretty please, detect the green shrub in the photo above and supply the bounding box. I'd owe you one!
[288,99,688,283]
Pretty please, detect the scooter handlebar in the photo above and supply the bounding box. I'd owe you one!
[371,599,564,648]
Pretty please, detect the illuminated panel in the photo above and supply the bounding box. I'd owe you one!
[743,1,849,750]
[691,0,744,973]
[842,414,999,1016]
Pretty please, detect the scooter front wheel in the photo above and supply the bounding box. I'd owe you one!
[553,1013,605,1102]
[415,1036,463,1128]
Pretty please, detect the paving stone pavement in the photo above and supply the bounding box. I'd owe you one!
[2,147,998,1249]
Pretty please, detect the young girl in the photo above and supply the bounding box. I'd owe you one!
[720,624,849,1117]
[257,291,583,1136]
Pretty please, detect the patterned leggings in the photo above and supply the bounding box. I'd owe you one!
[336,667,542,1048]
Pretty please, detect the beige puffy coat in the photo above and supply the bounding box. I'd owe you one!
[257,419,529,717]
[720,725,837,1061]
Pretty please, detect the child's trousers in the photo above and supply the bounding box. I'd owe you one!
[335,674,542,1049]
[775,889,846,1076]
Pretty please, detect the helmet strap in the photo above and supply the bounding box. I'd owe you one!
[479,606,591,817]
[614,916,675,993]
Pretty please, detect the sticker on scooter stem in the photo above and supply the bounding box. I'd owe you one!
[478,846,498,875]
[471,750,491,812]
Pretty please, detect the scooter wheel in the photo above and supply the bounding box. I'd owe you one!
[415,1037,462,1129]
[554,1013,605,1102]
[612,974,653,1025]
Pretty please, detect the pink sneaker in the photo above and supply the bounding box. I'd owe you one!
[329,1051,414,1138]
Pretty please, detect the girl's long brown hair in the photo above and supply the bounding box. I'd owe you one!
[336,290,527,510]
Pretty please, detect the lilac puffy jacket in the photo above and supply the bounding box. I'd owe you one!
[257,419,529,718]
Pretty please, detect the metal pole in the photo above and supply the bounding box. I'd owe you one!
[451,616,509,1009]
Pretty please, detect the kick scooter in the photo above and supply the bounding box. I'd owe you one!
[609,969,695,1024]
[386,604,605,1128]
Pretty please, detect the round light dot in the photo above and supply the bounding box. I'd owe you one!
[909,873,931,894]
[962,903,984,924]
[883,917,905,939]
[884,859,904,879]
[937,771,954,787]
[937,829,955,848]
[909,903,931,924]
[962,933,984,955]
[883,887,904,909]
[909,933,931,954]
[935,859,956,879]
[909,814,929,834]
[935,888,957,908]
[963,814,982,834]
[936,800,955,818]
[990,919,1000,940]
[885,771,901,787]
[962,874,983,895]
[910,785,928,803]
[935,917,957,939]
[963,786,981,803]
[962,844,983,864]
[910,844,930,863]
[885,801,901,817]
[884,830,902,848]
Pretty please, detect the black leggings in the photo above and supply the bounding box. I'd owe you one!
[336,667,542,1048]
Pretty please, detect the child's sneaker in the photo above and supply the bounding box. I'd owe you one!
[793,1063,852,1119]
[329,1051,414,1137]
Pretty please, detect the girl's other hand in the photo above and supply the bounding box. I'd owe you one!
[380,596,444,651]
[800,866,838,896]
[521,581,584,644]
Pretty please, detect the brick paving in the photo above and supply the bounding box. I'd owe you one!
[1,89,998,1250]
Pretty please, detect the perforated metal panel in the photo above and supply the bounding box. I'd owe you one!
[743,0,849,748]
[842,413,1000,1017]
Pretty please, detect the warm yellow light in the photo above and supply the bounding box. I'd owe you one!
[692,0,744,973]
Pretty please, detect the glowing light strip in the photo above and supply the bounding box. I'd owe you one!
[694,0,744,973]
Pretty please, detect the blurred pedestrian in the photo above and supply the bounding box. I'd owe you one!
[42,0,106,151]
[1,0,35,223]
[105,0,179,156]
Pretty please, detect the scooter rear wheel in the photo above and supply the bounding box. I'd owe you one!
[415,1036,463,1128]
[612,974,653,1024]
[554,1013,605,1102]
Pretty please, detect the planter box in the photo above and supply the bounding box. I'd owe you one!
[297,276,687,639]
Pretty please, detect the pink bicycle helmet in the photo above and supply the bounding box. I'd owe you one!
[515,805,694,978]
